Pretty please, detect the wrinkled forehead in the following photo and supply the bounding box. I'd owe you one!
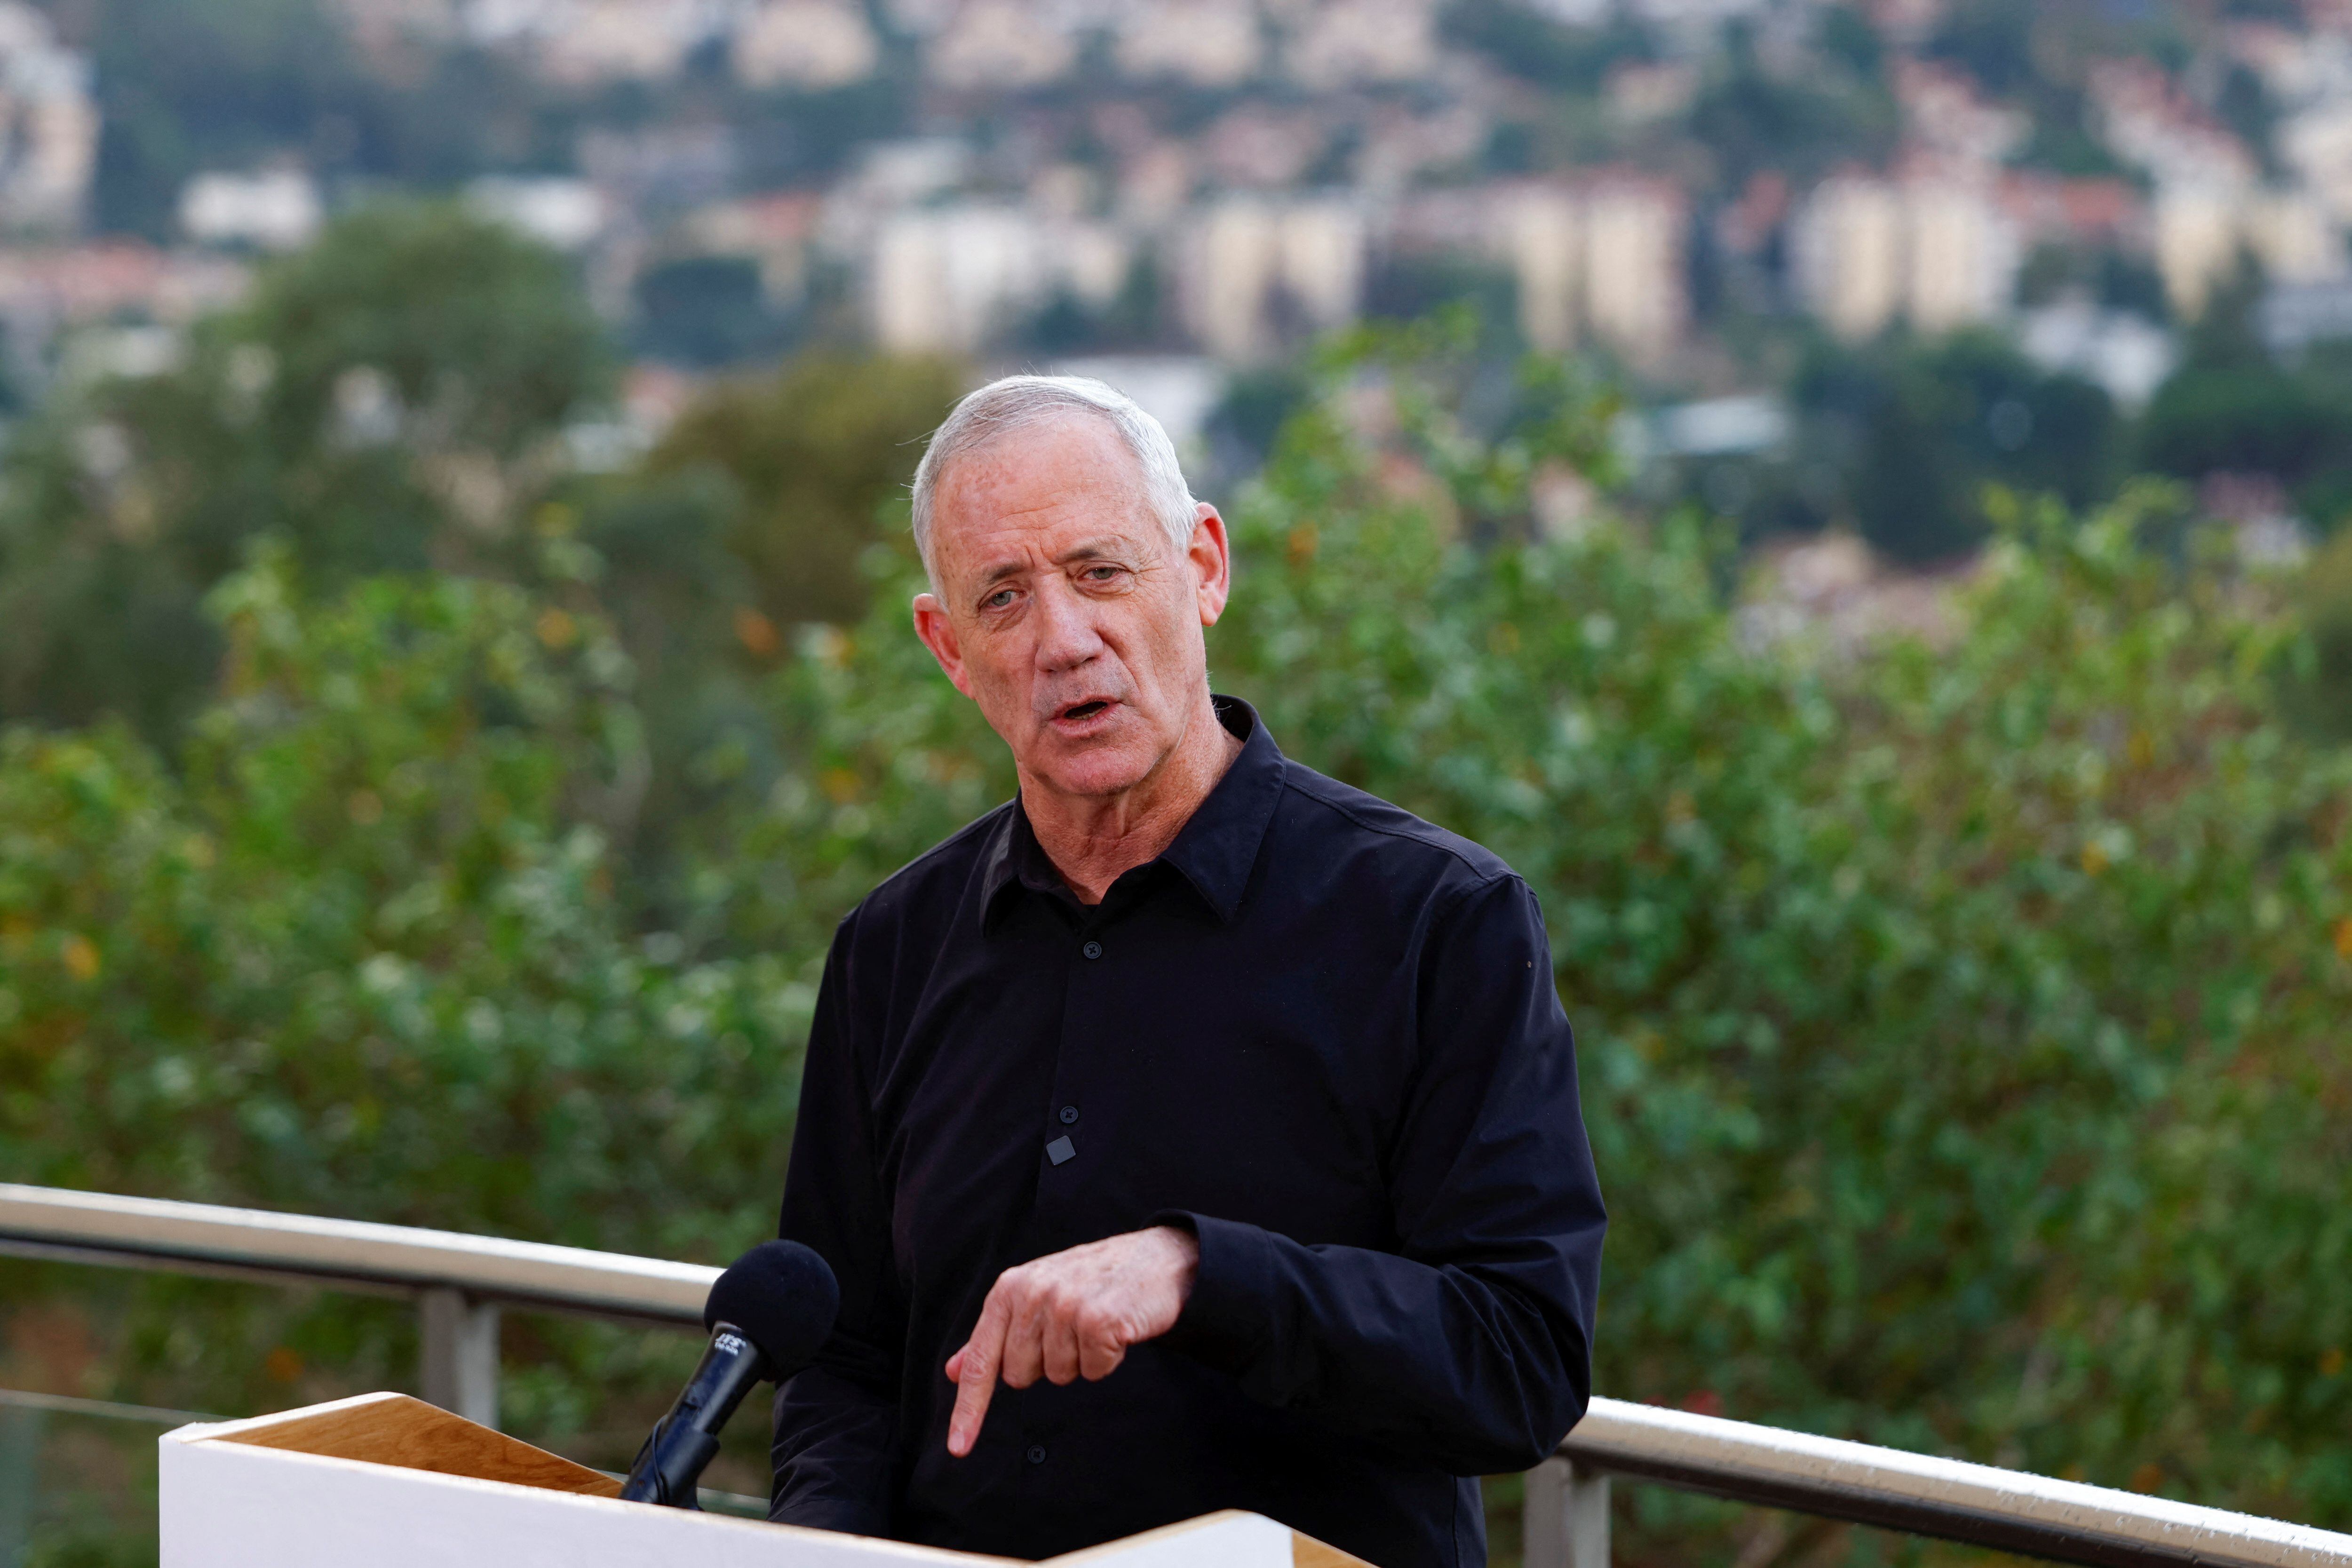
[929,413,1163,577]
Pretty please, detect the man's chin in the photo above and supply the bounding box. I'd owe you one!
[1021,737,1160,801]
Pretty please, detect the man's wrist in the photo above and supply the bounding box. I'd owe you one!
[1147,1211,1277,1375]
[1150,1222,1200,1297]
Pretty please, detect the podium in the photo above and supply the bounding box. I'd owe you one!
[160,1392,1370,1568]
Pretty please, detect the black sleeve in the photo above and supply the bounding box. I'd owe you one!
[770,916,906,1533]
[1159,876,1605,1475]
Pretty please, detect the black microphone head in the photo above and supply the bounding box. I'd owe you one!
[704,1240,839,1378]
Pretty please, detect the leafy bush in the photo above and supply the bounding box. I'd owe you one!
[1,547,809,1245]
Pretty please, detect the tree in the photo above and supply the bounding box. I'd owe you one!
[1791,328,2121,563]
[0,546,810,1491]
[640,351,963,631]
[0,200,611,740]
[2138,262,2352,524]
[71,0,549,239]
[1687,23,1899,193]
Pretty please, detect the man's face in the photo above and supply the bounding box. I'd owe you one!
[912,415,1230,802]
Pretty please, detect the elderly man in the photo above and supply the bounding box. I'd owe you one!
[770,375,1605,1568]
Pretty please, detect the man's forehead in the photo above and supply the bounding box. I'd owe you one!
[931,417,1157,572]
[936,413,1137,509]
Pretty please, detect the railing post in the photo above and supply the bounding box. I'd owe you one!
[418,1287,500,1430]
[0,1401,44,1567]
[1526,1456,1610,1568]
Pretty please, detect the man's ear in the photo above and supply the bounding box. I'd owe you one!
[1189,503,1233,628]
[912,592,976,699]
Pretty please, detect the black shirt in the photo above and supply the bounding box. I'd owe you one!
[770,698,1605,1568]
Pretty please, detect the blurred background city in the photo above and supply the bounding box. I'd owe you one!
[0,0,2350,1563]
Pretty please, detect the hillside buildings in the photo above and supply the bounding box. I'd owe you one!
[16,0,2352,393]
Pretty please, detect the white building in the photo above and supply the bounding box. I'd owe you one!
[2281,104,2352,223]
[1903,177,2022,334]
[1285,0,1440,90]
[2155,185,2347,318]
[869,203,1129,353]
[1582,180,1687,365]
[461,0,731,84]
[0,2,98,234]
[180,169,324,252]
[928,0,1076,89]
[1788,175,1906,341]
[872,205,1035,352]
[1115,0,1262,88]
[541,0,705,83]
[2088,59,2259,191]
[468,176,608,250]
[1504,179,1688,365]
[2019,301,2176,409]
[1788,171,2018,340]
[1184,197,1366,361]
[1507,190,1581,356]
[1894,59,2027,170]
[734,0,879,89]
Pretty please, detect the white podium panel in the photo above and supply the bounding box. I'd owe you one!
[160,1393,1357,1568]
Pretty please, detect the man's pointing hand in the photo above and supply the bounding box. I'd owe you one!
[943,1224,1200,1457]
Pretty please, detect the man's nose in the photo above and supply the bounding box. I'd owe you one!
[1032,577,1107,672]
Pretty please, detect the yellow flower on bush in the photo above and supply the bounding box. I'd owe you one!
[61,933,99,981]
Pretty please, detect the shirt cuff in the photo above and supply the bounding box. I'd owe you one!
[1151,1210,1279,1376]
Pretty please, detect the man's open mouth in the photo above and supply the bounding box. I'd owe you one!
[1060,700,1111,721]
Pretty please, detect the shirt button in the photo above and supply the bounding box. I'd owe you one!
[1058,1105,1079,1125]
[1026,1444,1048,1465]
[1081,940,1102,960]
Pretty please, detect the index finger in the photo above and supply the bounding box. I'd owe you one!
[946,1289,1010,1457]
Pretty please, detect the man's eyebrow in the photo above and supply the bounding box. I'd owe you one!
[973,537,1136,590]
[1050,536,1134,566]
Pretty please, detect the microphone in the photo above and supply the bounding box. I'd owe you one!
[620,1239,839,1507]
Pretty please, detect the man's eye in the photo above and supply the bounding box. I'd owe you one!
[983,589,1017,610]
[1082,566,1121,582]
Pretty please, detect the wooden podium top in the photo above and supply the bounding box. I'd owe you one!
[161,1392,1374,1568]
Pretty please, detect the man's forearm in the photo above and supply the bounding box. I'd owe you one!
[1157,1210,1599,1476]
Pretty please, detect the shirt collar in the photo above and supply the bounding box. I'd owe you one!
[979,695,1284,929]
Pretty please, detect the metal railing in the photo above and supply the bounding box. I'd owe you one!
[0,1181,711,1428]
[4,1183,2350,1568]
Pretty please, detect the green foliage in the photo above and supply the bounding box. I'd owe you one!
[632,257,796,369]
[73,0,548,239]
[0,200,610,740]
[1791,329,2122,563]
[642,351,964,631]
[2216,63,2281,177]
[1816,7,1883,80]
[1438,2,1654,92]
[2279,527,2352,742]
[1687,24,1899,192]
[79,0,367,238]
[1925,0,2038,96]
[2137,260,2352,528]
[0,550,804,1254]
[246,201,611,466]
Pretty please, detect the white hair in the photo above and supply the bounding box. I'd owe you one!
[909,374,1198,592]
